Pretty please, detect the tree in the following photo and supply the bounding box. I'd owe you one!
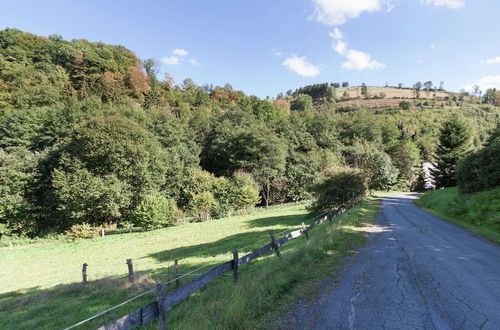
[413,81,423,99]
[44,115,174,229]
[423,81,433,96]
[483,88,497,104]
[291,94,313,111]
[388,140,422,191]
[431,116,471,188]
[342,81,349,88]
[361,83,369,99]
[472,85,480,96]
[457,142,499,194]
[398,83,403,89]
[310,167,367,214]
[332,82,341,88]
[439,81,444,90]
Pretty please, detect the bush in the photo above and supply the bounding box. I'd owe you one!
[309,167,367,214]
[399,100,411,110]
[228,171,260,210]
[130,192,177,230]
[457,142,500,193]
[65,223,99,240]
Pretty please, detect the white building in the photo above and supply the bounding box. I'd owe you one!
[422,162,436,190]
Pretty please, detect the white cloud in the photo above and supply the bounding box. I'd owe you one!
[329,27,385,70]
[430,44,436,49]
[160,56,179,65]
[329,28,343,40]
[311,0,392,26]
[424,0,465,9]
[272,49,283,57]
[188,59,199,66]
[334,40,348,55]
[482,56,500,65]
[341,49,385,70]
[172,48,188,57]
[282,56,320,77]
[463,76,500,92]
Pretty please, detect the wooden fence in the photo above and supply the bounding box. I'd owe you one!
[97,202,355,330]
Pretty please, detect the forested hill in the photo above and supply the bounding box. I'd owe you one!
[0,29,498,238]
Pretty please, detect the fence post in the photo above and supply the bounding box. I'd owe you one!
[173,259,180,288]
[100,229,105,237]
[82,263,88,284]
[156,283,167,330]
[126,259,134,283]
[269,230,281,257]
[301,222,309,240]
[232,250,239,282]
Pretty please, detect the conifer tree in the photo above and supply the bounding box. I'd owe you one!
[431,116,471,188]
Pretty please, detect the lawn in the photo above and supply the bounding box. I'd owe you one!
[415,187,500,244]
[0,196,382,329]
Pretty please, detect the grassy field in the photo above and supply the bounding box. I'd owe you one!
[336,86,449,99]
[415,187,500,244]
[0,197,382,329]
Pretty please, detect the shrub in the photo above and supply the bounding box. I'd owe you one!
[130,191,177,230]
[228,171,260,210]
[457,142,500,194]
[309,167,367,214]
[65,223,99,240]
[399,100,411,110]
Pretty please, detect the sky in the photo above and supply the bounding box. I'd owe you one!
[1,0,500,98]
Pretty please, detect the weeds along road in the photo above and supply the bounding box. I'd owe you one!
[288,194,500,330]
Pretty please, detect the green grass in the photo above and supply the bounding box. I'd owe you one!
[415,187,500,244]
[0,197,382,329]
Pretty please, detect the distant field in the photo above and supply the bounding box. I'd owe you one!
[336,98,403,109]
[0,197,382,329]
[337,86,449,100]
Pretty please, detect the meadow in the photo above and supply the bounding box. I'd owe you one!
[0,197,381,329]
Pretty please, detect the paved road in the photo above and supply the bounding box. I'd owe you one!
[287,194,500,330]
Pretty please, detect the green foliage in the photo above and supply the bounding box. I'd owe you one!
[344,141,399,190]
[483,88,497,105]
[290,94,313,111]
[130,191,177,230]
[399,100,411,110]
[0,28,498,237]
[0,147,38,235]
[417,187,500,243]
[431,116,471,188]
[457,142,500,193]
[65,223,99,240]
[310,168,367,214]
[388,140,422,191]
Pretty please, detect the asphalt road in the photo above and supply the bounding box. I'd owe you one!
[287,194,500,330]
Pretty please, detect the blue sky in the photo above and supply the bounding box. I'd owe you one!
[1,0,500,97]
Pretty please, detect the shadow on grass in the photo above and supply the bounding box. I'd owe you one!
[146,213,314,263]
[0,198,381,330]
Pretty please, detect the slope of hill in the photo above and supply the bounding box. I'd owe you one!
[337,86,449,100]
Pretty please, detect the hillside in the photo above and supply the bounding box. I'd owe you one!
[336,86,450,100]
[0,28,498,241]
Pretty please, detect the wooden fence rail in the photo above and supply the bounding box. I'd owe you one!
[96,201,355,330]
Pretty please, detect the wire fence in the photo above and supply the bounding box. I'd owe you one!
[62,206,344,329]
